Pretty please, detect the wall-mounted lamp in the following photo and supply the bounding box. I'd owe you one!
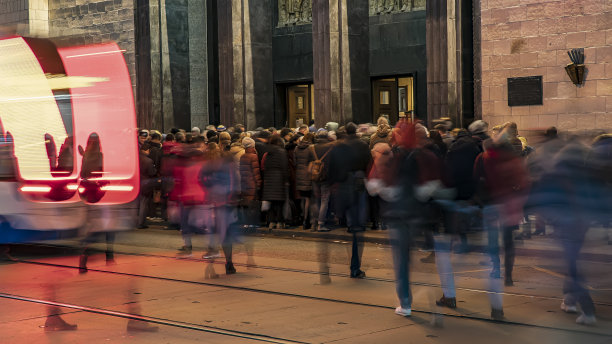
[565,48,585,85]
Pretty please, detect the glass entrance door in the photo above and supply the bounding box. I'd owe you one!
[372,76,414,125]
[286,84,312,128]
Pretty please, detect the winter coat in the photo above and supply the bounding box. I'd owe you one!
[311,139,334,184]
[148,141,163,175]
[199,154,236,206]
[169,147,205,205]
[473,143,530,227]
[294,141,315,191]
[261,145,289,201]
[327,135,371,185]
[369,130,391,150]
[139,152,157,197]
[239,147,262,201]
[255,141,272,163]
[445,134,481,200]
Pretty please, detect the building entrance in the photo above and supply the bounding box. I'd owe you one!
[372,76,414,124]
[286,84,313,128]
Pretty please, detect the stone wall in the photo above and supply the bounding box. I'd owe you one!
[0,0,29,29]
[48,0,137,103]
[479,0,612,133]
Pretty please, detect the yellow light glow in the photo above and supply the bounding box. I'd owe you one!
[100,185,134,192]
[0,38,68,180]
[20,186,52,192]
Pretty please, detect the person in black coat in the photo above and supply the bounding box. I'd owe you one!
[138,143,157,229]
[327,123,372,278]
[294,133,316,229]
[261,135,289,229]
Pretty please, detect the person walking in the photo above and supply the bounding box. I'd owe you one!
[327,123,371,278]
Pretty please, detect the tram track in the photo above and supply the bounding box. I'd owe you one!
[5,253,612,338]
[0,292,309,344]
[13,242,612,308]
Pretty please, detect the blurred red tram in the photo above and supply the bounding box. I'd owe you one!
[0,35,139,242]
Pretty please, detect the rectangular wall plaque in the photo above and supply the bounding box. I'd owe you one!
[507,76,543,107]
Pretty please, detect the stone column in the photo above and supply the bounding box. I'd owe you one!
[217,0,273,129]
[312,0,369,128]
[146,0,174,131]
[472,0,482,121]
[426,0,461,127]
[188,0,209,128]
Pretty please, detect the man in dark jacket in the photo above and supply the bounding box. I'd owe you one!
[146,132,163,218]
[138,143,157,229]
[327,122,372,278]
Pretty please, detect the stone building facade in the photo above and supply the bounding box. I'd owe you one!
[477,0,612,134]
[6,0,610,133]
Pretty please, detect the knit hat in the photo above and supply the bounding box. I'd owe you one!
[325,122,339,132]
[217,125,227,132]
[468,120,488,134]
[191,127,200,134]
[257,130,271,139]
[242,137,255,148]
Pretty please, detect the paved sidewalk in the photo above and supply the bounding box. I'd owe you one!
[144,221,612,262]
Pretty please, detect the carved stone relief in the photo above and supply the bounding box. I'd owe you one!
[369,0,425,16]
[278,0,312,26]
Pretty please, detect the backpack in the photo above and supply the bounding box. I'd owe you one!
[308,145,331,182]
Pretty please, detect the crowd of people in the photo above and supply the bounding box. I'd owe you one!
[135,117,612,325]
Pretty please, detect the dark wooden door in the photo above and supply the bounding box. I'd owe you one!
[372,80,398,124]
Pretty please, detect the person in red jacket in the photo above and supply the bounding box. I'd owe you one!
[172,139,207,256]
[474,125,530,286]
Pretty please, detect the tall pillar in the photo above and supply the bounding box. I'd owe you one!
[312,0,369,127]
[427,0,459,126]
[188,0,209,128]
[217,0,273,129]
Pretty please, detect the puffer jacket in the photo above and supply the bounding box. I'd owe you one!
[239,147,261,201]
[261,145,288,201]
[294,141,315,191]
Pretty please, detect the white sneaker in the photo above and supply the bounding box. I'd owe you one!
[395,306,411,317]
[560,302,577,313]
[576,314,596,325]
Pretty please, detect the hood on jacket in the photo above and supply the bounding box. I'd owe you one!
[376,124,391,138]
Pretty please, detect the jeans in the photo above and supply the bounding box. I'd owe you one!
[482,205,505,310]
[555,218,595,316]
[180,204,201,248]
[313,182,331,227]
[434,234,456,298]
[388,220,415,309]
[483,205,515,279]
[137,195,151,227]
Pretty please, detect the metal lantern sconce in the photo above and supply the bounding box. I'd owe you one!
[565,48,585,85]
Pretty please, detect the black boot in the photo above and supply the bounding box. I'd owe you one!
[45,316,77,331]
[436,295,457,309]
[79,254,88,274]
[127,320,159,332]
[225,262,236,274]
